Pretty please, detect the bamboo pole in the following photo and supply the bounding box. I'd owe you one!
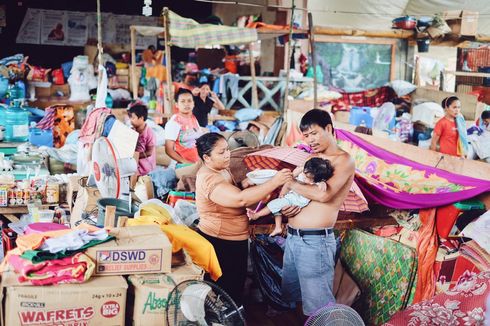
[249,42,259,108]
[96,0,103,65]
[308,12,317,108]
[96,0,103,85]
[282,0,295,114]
[314,26,415,39]
[130,26,138,99]
[163,7,174,115]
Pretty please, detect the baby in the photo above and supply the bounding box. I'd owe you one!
[247,157,334,236]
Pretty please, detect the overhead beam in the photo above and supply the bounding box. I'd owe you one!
[314,26,414,39]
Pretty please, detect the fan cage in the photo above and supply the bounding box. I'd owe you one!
[166,280,246,326]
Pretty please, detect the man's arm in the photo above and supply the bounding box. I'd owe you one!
[288,156,355,203]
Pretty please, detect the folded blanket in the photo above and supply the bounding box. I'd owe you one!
[21,236,115,263]
[7,252,95,285]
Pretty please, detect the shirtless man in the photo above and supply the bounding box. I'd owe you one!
[280,109,355,316]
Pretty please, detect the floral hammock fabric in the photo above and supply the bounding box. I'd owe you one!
[336,130,490,209]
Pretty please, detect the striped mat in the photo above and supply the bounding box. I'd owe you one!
[168,11,257,48]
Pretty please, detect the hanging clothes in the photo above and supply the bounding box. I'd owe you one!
[413,208,438,303]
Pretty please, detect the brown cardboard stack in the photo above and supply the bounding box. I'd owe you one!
[85,225,172,276]
[128,259,204,326]
[1,272,128,326]
[443,10,479,36]
[115,69,129,89]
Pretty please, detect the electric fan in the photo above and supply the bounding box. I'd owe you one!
[91,137,137,200]
[305,303,364,326]
[166,280,246,326]
[227,130,259,150]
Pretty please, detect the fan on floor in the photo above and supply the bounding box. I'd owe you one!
[166,280,246,326]
[305,303,364,326]
[92,137,137,200]
[227,130,259,150]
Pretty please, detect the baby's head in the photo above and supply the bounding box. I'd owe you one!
[303,157,334,183]
[482,110,490,130]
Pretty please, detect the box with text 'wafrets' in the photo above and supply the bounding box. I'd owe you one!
[1,272,127,326]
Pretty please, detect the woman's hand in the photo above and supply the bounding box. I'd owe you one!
[281,205,301,217]
[271,169,293,187]
[210,91,219,100]
[191,87,200,96]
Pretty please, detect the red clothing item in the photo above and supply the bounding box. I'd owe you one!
[434,117,459,156]
[435,204,461,239]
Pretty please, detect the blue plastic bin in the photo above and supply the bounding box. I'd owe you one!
[29,128,53,147]
[349,107,373,128]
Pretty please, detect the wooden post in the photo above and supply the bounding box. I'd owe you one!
[163,7,174,115]
[282,0,295,114]
[104,205,116,228]
[249,43,259,108]
[117,216,128,228]
[308,12,317,108]
[130,26,138,99]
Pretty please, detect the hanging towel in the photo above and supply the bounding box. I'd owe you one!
[95,64,108,109]
[413,208,438,303]
[455,115,469,156]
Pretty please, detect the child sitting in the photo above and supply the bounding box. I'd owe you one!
[127,103,156,187]
[247,157,334,236]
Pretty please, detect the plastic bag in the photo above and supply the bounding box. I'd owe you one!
[173,199,199,227]
[250,234,294,310]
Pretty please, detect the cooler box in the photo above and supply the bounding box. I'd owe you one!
[349,107,373,128]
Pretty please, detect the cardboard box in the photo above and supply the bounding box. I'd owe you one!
[66,175,84,213]
[2,272,127,326]
[443,10,479,36]
[86,225,172,276]
[128,262,204,326]
[35,86,51,98]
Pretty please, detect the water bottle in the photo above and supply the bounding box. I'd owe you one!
[4,104,29,142]
[0,104,6,128]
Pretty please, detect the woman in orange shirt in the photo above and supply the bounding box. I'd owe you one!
[194,133,292,306]
[430,96,462,157]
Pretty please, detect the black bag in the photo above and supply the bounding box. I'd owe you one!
[249,234,293,310]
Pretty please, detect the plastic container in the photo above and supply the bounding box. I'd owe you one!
[4,105,29,142]
[97,198,137,226]
[0,77,8,99]
[417,38,430,53]
[0,104,6,127]
[38,210,55,223]
[29,128,54,147]
[454,200,485,211]
[246,169,278,185]
[349,107,373,128]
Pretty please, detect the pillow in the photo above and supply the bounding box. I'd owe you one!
[389,80,417,97]
[234,108,262,122]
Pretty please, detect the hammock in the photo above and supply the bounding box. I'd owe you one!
[336,129,490,209]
